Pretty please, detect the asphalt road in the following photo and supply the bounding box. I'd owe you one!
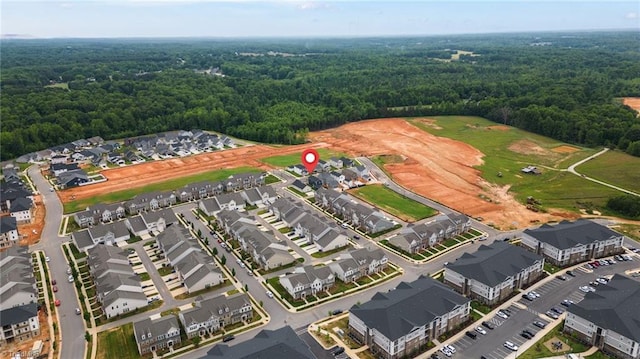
[28,166,86,359]
[450,257,640,359]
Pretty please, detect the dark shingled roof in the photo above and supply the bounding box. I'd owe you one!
[523,219,623,250]
[1,216,18,233]
[350,276,470,341]
[0,302,38,326]
[201,326,316,359]
[568,274,640,342]
[447,241,544,287]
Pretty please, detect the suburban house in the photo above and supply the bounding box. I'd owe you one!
[50,162,79,176]
[313,159,330,173]
[329,248,388,283]
[87,245,147,319]
[201,326,317,359]
[279,266,335,300]
[0,303,40,346]
[241,186,277,207]
[290,179,312,193]
[288,164,308,176]
[72,221,131,251]
[123,208,179,237]
[133,315,182,355]
[213,192,245,211]
[315,188,396,234]
[9,197,33,224]
[308,173,339,189]
[0,246,37,308]
[56,169,90,189]
[0,216,20,249]
[155,225,224,293]
[389,213,471,254]
[179,181,222,202]
[564,274,640,359]
[329,157,343,168]
[179,293,253,338]
[86,203,127,224]
[124,191,177,214]
[1,181,32,213]
[216,210,295,270]
[521,219,625,267]
[349,276,471,359]
[50,154,68,164]
[444,241,545,305]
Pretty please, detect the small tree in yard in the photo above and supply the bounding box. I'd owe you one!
[221,255,226,265]
[204,238,209,245]
[212,247,218,256]
[231,268,236,276]
[193,336,201,347]
[197,229,202,238]
[85,331,91,342]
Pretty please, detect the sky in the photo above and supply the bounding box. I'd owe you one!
[1,1,638,38]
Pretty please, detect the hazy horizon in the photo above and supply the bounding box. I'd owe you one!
[2,1,639,39]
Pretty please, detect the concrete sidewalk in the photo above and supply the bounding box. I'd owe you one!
[536,345,599,358]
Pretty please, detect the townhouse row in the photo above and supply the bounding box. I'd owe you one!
[314,188,396,234]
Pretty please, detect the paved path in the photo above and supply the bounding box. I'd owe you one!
[567,148,639,197]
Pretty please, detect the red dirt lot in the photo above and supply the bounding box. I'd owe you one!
[623,97,640,114]
[309,118,571,229]
[59,143,328,202]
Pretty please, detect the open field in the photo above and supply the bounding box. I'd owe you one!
[44,82,69,90]
[349,184,437,222]
[59,142,330,212]
[310,117,575,229]
[261,148,348,167]
[96,323,139,359]
[62,166,260,213]
[575,150,640,193]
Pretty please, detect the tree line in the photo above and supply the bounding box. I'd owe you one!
[1,31,639,161]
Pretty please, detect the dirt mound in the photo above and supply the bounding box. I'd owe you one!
[623,97,640,114]
[552,145,580,153]
[487,125,510,131]
[309,118,570,229]
[508,139,550,157]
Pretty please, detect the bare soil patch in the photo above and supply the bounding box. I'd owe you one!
[543,336,571,354]
[309,118,567,229]
[623,97,640,114]
[17,195,46,246]
[414,118,443,130]
[486,125,510,131]
[508,139,550,157]
[1,309,51,359]
[60,143,328,203]
[552,145,580,153]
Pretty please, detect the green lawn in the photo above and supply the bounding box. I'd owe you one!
[350,184,438,222]
[518,321,591,359]
[63,166,261,213]
[409,116,626,212]
[96,323,139,359]
[577,150,640,194]
[261,148,348,167]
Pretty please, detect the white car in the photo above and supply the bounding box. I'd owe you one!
[496,310,509,319]
[439,348,452,357]
[341,223,349,228]
[504,341,519,351]
[531,291,540,298]
[475,326,487,335]
[445,344,456,354]
[596,277,608,284]
[45,256,51,262]
[67,275,74,283]
[266,291,274,298]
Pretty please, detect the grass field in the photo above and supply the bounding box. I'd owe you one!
[96,323,139,359]
[63,166,260,213]
[44,82,69,90]
[576,150,640,193]
[410,116,627,212]
[350,184,437,222]
[261,148,348,167]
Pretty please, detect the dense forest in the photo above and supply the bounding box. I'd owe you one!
[1,31,639,161]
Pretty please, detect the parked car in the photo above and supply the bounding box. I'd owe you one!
[465,331,478,339]
[67,267,72,274]
[54,299,61,306]
[75,308,81,315]
[222,335,235,342]
[481,321,495,330]
[52,286,58,292]
[266,291,274,298]
[546,310,560,319]
[561,299,574,307]
[475,326,487,335]
[533,320,547,329]
[579,285,595,293]
[557,275,567,281]
[530,291,540,298]
[45,257,51,262]
[332,309,343,315]
[551,307,565,314]
[444,345,456,354]
[504,341,519,351]
[496,310,509,319]
[439,347,452,357]
[353,235,360,240]
[68,275,74,283]
[332,346,345,356]
[566,270,575,277]
[51,279,57,285]
[596,277,608,284]
[520,331,533,339]
[523,292,535,301]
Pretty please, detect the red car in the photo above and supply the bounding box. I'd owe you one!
[53,286,58,292]
[52,279,57,285]
[54,299,61,306]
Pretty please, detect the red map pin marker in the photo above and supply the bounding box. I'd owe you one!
[301,149,320,174]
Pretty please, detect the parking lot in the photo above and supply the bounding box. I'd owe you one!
[444,255,639,359]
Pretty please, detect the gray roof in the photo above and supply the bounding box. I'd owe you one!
[200,198,221,213]
[291,180,308,190]
[73,230,95,249]
[10,197,32,212]
[87,244,129,264]
[523,219,623,250]
[96,272,141,296]
[181,293,250,326]
[127,216,148,233]
[0,245,30,267]
[1,216,18,233]
[0,302,38,326]
[142,208,178,225]
[202,326,316,359]
[183,263,220,290]
[0,283,36,304]
[103,289,147,307]
[134,315,180,341]
[447,241,543,287]
[568,274,640,342]
[216,191,244,206]
[89,221,130,239]
[350,276,470,342]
